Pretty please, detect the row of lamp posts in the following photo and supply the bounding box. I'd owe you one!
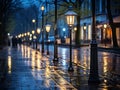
[29,6,51,55]
[39,2,99,82]
[19,0,99,83]
[41,6,51,55]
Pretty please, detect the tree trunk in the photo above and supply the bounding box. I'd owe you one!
[106,0,118,47]
[75,0,81,45]
[75,16,80,45]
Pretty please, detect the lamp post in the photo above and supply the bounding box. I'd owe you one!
[63,28,66,43]
[83,23,87,30]
[73,27,77,44]
[22,33,25,44]
[65,6,77,72]
[32,19,36,34]
[45,24,51,55]
[53,0,58,61]
[36,28,41,51]
[104,24,107,46]
[88,0,100,83]
[29,34,32,45]
[7,33,11,46]
[32,19,36,29]
[32,30,35,48]
[83,23,87,43]
[33,35,37,49]
[27,32,30,45]
[41,6,45,54]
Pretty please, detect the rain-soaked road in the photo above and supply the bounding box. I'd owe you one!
[0,44,120,90]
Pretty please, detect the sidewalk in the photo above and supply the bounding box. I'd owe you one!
[98,44,120,54]
[57,43,120,54]
[0,45,120,90]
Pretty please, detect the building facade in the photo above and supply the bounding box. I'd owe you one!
[79,0,120,46]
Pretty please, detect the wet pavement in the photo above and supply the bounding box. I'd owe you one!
[0,44,120,90]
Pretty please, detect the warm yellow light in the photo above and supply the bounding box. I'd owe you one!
[22,34,24,37]
[18,34,21,38]
[84,26,87,30]
[66,15,75,26]
[46,24,51,32]
[83,23,87,30]
[74,27,77,31]
[65,9,77,26]
[32,30,35,34]
[41,6,44,11]
[37,28,41,34]
[32,19,36,23]
[24,33,27,36]
[8,56,12,73]
[104,24,107,28]
[27,32,30,35]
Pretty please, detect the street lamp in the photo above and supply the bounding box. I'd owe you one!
[33,35,37,46]
[32,30,35,48]
[65,6,77,71]
[7,33,11,46]
[73,27,77,44]
[41,6,45,54]
[103,24,107,46]
[53,0,58,62]
[83,23,87,43]
[63,28,66,37]
[29,34,32,45]
[74,27,77,31]
[45,24,51,55]
[32,30,35,35]
[36,28,41,51]
[27,32,30,36]
[63,28,66,43]
[32,19,36,23]
[37,28,41,34]
[88,0,100,83]
[27,32,30,45]
[32,19,36,32]
[83,23,87,30]
[103,24,107,29]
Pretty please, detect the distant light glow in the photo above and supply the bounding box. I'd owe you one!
[8,33,10,36]
[63,28,66,31]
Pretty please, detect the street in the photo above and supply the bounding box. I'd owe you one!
[0,44,120,90]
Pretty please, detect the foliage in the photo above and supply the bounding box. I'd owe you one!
[6,16,16,33]
[0,0,24,46]
[0,0,23,32]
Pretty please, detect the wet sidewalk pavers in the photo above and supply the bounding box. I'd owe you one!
[0,48,40,90]
[0,45,120,90]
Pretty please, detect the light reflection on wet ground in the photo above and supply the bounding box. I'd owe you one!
[0,44,120,90]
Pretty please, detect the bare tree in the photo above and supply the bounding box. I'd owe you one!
[106,0,119,47]
[37,0,84,44]
[0,0,23,46]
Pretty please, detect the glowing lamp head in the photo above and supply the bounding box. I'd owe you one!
[45,24,51,33]
[65,6,77,27]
